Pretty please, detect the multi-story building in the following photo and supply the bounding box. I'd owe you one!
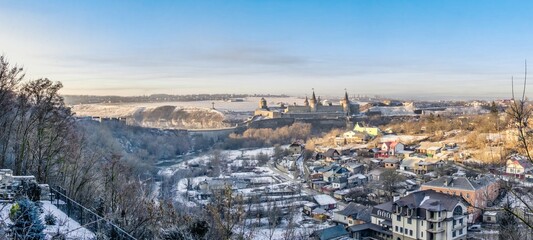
[391,190,468,240]
[420,176,500,222]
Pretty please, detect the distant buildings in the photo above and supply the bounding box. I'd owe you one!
[254,90,359,119]
[353,122,381,137]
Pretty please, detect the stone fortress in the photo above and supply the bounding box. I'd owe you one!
[254,89,359,119]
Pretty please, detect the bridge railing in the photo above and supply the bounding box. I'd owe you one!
[50,187,136,240]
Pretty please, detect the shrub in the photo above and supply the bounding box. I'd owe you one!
[45,212,57,225]
[9,198,45,240]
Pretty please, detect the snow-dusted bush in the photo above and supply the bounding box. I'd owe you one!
[44,212,57,225]
[9,198,45,240]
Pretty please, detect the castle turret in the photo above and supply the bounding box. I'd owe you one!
[341,89,351,114]
[304,96,309,106]
[259,97,268,109]
[309,89,317,112]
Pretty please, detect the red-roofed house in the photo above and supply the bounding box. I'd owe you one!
[506,155,533,179]
[376,141,404,158]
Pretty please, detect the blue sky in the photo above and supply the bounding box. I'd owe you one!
[1,0,532,99]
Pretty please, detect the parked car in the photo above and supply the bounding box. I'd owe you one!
[468,224,482,232]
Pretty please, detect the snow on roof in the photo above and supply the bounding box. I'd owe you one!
[314,194,337,206]
[406,179,417,185]
[484,211,498,216]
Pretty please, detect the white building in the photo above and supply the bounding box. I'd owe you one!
[391,190,468,240]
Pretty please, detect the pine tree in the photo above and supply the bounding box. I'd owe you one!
[9,198,45,240]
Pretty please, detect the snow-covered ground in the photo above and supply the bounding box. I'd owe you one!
[70,97,303,117]
[0,200,95,239]
[159,147,275,177]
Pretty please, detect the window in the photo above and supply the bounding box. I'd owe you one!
[460,228,464,235]
[453,231,456,237]
[407,218,412,224]
[438,222,441,227]
[404,228,408,234]
[453,205,463,216]
[410,230,413,236]
[459,219,463,225]
[395,226,398,232]
[453,219,456,226]
[400,227,403,233]
[397,215,401,221]
[438,211,441,217]
[421,232,423,238]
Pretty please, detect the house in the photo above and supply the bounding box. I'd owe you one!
[399,156,426,172]
[311,180,327,191]
[333,202,372,226]
[414,159,445,175]
[310,225,349,240]
[343,131,370,143]
[353,122,381,137]
[426,146,442,158]
[333,189,351,200]
[331,177,348,189]
[324,148,341,162]
[288,142,304,155]
[344,162,364,174]
[382,158,400,169]
[303,202,318,216]
[391,190,469,240]
[335,131,370,145]
[420,175,500,222]
[356,148,377,158]
[416,142,443,156]
[506,155,533,179]
[314,194,338,210]
[322,166,351,182]
[348,174,368,186]
[368,169,384,182]
[378,142,405,158]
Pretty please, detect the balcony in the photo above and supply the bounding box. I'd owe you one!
[427,223,445,233]
[427,215,446,222]
[453,223,466,230]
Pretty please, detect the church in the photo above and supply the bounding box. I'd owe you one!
[254,90,359,119]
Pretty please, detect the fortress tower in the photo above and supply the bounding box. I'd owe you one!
[340,89,351,115]
[259,97,268,109]
[309,89,317,112]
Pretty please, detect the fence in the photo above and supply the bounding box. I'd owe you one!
[50,187,137,240]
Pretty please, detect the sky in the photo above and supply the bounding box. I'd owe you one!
[1,0,533,100]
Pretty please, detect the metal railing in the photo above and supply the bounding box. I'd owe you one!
[50,187,136,240]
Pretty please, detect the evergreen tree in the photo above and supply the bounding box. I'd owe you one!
[9,198,45,240]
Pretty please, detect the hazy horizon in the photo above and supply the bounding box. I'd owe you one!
[2,0,533,99]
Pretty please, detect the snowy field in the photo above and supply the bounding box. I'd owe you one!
[0,200,95,239]
[70,97,303,117]
[159,147,275,177]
